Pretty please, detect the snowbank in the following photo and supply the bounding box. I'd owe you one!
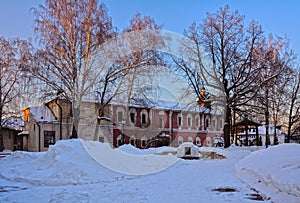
[0,139,120,186]
[81,141,178,175]
[235,144,300,203]
[117,144,176,155]
[0,139,179,186]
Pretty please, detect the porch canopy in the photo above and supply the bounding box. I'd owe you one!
[234,117,262,146]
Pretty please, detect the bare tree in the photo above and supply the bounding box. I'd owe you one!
[183,5,264,147]
[253,35,295,147]
[31,0,115,138]
[0,37,33,151]
[285,69,300,143]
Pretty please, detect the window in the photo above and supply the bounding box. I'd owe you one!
[141,109,148,125]
[142,113,146,124]
[130,112,135,123]
[117,134,124,147]
[195,117,200,127]
[178,136,183,145]
[44,131,55,148]
[188,136,193,142]
[130,136,136,146]
[178,116,182,126]
[117,111,123,123]
[99,137,104,143]
[206,118,210,127]
[159,116,164,128]
[212,119,216,128]
[206,137,212,147]
[219,119,223,129]
[185,147,191,155]
[196,137,201,146]
[188,117,192,127]
[141,138,147,148]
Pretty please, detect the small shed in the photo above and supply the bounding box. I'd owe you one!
[177,142,200,159]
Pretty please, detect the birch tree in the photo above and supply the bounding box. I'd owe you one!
[31,0,115,138]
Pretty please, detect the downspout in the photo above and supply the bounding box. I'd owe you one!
[36,122,41,152]
[55,99,63,140]
[170,111,173,146]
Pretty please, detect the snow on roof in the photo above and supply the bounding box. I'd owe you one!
[2,117,24,131]
[29,106,57,123]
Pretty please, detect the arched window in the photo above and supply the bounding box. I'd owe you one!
[188,136,193,142]
[141,109,148,125]
[177,113,182,127]
[158,111,165,128]
[129,108,136,124]
[212,119,216,129]
[117,134,124,147]
[116,107,125,124]
[129,136,136,146]
[206,118,210,128]
[196,137,201,146]
[178,136,183,146]
[187,114,192,128]
[141,136,147,148]
[206,137,212,147]
[219,118,223,129]
[195,116,200,128]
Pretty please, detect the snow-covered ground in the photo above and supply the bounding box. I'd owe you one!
[0,139,299,203]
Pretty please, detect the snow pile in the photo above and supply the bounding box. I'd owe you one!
[82,141,178,175]
[0,139,179,186]
[235,144,300,202]
[0,139,123,185]
[117,144,176,155]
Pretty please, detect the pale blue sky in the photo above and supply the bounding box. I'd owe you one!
[0,0,299,58]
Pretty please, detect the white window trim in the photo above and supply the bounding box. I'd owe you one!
[129,135,136,146]
[116,107,125,124]
[141,136,147,148]
[195,116,200,128]
[177,113,183,129]
[196,137,201,146]
[178,136,183,146]
[187,114,192,129]
[117,134,123,147]
[129,109,137,125]
[141,109,148,125]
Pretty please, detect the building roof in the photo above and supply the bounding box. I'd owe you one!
[2,117,24,131]
[234,118,262,127]
[28,106,57,123]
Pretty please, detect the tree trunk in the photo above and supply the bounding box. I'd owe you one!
[286,96,295,143]
[224,105,231,148]
[264,85,270,148]
[0,113,4,151]
[71,106,80,139]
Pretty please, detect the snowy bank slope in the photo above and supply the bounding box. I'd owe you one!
[0,139,178,186]
[0,139,122,185]
[81,140,178,175]
[235,144,300,203]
